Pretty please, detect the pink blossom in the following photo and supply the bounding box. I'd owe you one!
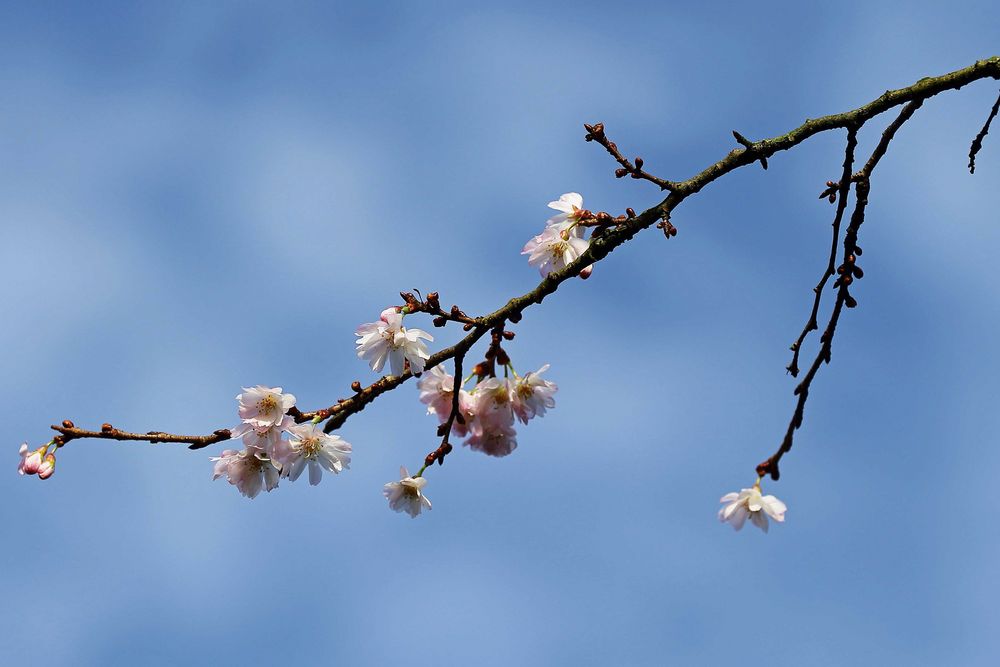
[416,366,476,437]
[473,377,515,426]
[465,419,518,458]
[417,365,456,419]
[18,444,45,476]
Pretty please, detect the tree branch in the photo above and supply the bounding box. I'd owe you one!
[46,57,1000,466]
[757,99,926,480]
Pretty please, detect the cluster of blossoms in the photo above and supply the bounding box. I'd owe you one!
[417,363,558,459]
[522,192,594,278]
[16,191,791,531]
[212,385,352,498]
[18,442,57,479]
[718,481,787,533]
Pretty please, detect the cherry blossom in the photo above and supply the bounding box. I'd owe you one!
[510,364,558,424]
[383,466,432,518]
[522,225,590,278]
[417,366,476,437]
[718,484,787,533]
[274,423,352,486]
[211,447,280,499]
[235,386,296,430]
[417,365,456,418]
[545,192,589,233]
[473,377,515,426]
[230,416,292,460]
[464,377,519,456]
[356,308,434,376]
[465,418,518,458]
[18,444,45,476]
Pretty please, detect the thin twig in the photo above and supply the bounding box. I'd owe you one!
[758,99,925,480]
[584,122,678,191]
[788,126,858,377]
[968,90,1000,173]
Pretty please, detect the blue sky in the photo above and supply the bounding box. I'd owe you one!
[3,2,999,665]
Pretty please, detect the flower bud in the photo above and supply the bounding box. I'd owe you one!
[38,453,56,480]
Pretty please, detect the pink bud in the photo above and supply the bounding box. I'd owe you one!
[380,306,400,322]
[18,444,46,476]
[579,265,594,280]
[37,453,56,480]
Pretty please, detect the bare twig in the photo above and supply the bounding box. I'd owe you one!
[758,99,926,480]
[787,126,858,377]
[584,122,678,191]
[969,89,1000,173]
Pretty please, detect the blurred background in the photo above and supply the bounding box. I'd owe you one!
[3,1,999,665]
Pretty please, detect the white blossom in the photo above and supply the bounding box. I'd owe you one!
[718,485,787,533]
[522,225,590,278]
[235,386,296,430]
[510,364,558,424]
[383,466,432,518]
[274,423,352,486]
[546,192,588,234]
[356,308,434,376]
[211,447,280,499]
